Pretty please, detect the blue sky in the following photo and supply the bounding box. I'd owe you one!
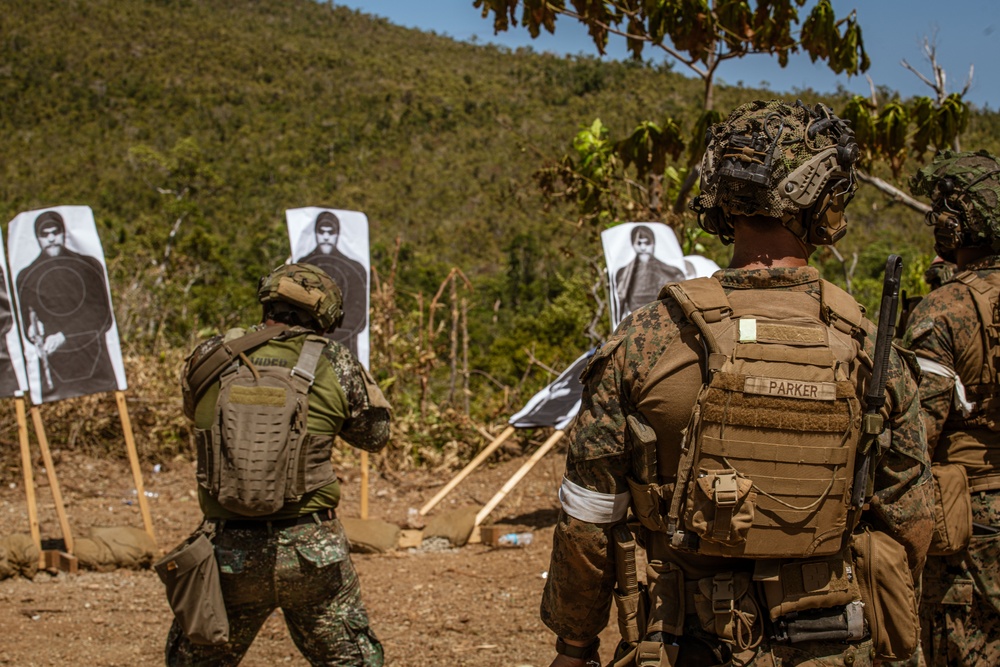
[334,1,997,109]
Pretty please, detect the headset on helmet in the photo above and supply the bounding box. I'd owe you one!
[690,100,859,246]
[257,263,345,331]
[909,149,1000,262]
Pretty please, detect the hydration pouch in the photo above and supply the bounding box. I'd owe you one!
[850,525,918,661]
[155,533,229,646]
[927,463,973,556]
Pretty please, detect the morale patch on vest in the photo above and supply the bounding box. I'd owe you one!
[756,322,826,345]
[229,385,287,406]
[739,318,757,342]
[744,376,837,401]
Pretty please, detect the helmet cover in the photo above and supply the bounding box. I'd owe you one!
[691,100,859,246]
[257,262,344,331]
[909,149,1000,261]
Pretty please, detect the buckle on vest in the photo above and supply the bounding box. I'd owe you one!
[714,472,739,507]
[291,366,316,384]
[712,573,735,615]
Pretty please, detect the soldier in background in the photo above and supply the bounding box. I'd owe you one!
[541,100,931,667]
[898,257,956,335]
[903,150,1000,666]
[166,263,391,666]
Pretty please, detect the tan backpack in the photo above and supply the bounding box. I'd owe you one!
[200,335,328,516]
[663,277,869,559]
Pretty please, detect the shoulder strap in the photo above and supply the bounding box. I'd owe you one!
[954,270,1000,385]
[664,277,732,376]
[186,324,291,404]
[819,280,864,336]
[290,336,328,393]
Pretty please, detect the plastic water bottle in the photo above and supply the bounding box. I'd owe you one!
[497,531,533,547]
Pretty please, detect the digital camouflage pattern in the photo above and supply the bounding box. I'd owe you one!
[166,519,383,666]
[691,100,859,245]
[910,150,1000,261]
[903,255,1000,666]
[169,319,390,663]
[924,258,955,292]
[541,266,932,665]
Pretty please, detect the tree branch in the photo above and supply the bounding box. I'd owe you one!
[856,169,932,215]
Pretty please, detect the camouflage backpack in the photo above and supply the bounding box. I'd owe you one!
[198,334,328,516]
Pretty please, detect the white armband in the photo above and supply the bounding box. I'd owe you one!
[558,477,630,524]
[915,356,974,417]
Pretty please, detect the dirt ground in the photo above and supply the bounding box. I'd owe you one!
[0,437,620,666]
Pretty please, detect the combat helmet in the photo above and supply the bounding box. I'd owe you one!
[691,100,859,246]
[909,150,1000,262]
[257,263,344,331]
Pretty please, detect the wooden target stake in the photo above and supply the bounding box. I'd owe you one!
[360,450,369,520]
[29,406,74,553]
[15,397,41,551]
[115,391,155,542]
[419,424,516,516]
[469,429,565,543]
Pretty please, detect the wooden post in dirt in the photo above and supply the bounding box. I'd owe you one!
[468,429,565,543]
[419,425,516,516]
[28,406,74,553]
[360,451,369,520]
[15,397,41,550]
[115,391,155,542]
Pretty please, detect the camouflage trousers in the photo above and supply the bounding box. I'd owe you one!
[165,516,383,667]
[919,491,1000,667]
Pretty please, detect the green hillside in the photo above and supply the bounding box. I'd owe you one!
[2,0,999,458]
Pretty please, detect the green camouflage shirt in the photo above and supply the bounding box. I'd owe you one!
[188,325,391,519]
[541,266,933,641]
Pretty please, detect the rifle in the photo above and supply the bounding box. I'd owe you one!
[852,255,903,509]
[28,307,54,391]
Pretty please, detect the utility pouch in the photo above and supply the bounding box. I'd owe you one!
[850,525,918,661]
[685,469,755,547]
[614,583,649,647]
[756,544,859,620]
[646,561,685,637]
[689,572,762,652]
[154,533,229,646]
[626,477,673,533]
[928,463,973,556]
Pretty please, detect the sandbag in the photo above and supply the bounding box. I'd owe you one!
[341,518,401,554]
[75,526,157,572]
[423,507,478,547]
[0,534,40,580]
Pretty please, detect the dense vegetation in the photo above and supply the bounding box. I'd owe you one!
[1,0,998,464]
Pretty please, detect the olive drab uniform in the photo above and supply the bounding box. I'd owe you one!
[541,267,932,667]
[904,256,1000,667]
[166,325,391,667]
